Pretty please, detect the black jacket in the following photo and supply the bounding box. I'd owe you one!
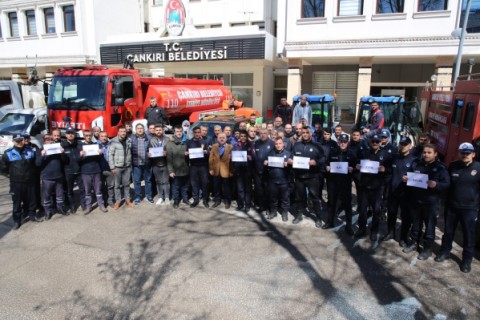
[408,159,450,204]
[252,138,275,174]
[145,105,168,126]
[61,139,82,174]
[390,152,417,194]
[187,138,209,166]
[327,148,356,183]
[2,146,36,183]
[358,148,387,190]
[447,160,480,210]
[36,147,67,180]
[266,148,291,184]
[292,139,324,179]
[79,141,102,174]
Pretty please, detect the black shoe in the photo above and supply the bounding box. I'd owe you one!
[345,225,354,236]
[212,201,221,208]
[34,216,45,222]
[403,243,417,254]
[235,206,244,212]
[292,215,303,225]
[244,206,250,213]
[225,202,231,209]
[281,211,288,222]
[399,240,407,248]
[257,207,266,214]
[418,249,432,260]
[321,223,333,230]
[12,221,21,230]
[434,252,450,263]
[203,200,209,208]
[173,201,180,209]
[182,199,191,206]
[267,211,277,220]
[370,232,378,242]
[83,207,92,215]
[44,213,51,221]
[381,232,394,242]
[354,228,367,239]
[460,261,472,273]
[69,206,76,214]
[190,199,200,208]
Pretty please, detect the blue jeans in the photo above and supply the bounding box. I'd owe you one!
[172,175,189,202]
[133,165,153,200]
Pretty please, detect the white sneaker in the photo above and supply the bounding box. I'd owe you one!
[156,198,163,205]
[164,198,170,205]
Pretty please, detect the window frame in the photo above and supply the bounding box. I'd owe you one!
[62,5,76,32]
[462,102,475,131]
[376,0,405,14]
[417,0,448,12]
[44,7,56,34]
[8,11,19,37]
[25,9,37,36]
[302,0,326,18]
[338,0,364,16]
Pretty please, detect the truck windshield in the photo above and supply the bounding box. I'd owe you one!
[48,76,107,111]
[0,113,34,135]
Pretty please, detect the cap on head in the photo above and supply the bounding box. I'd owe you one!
[21,131,30,138]
[66,128,76,134]
[338,133,349,142]
[458,142,474,153]
[399,136,412,145]
[13,134,24,141]
[370,134,381,142]
[380,129,389,138]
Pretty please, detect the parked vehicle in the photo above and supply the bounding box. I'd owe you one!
[355,96,422,145]
[0,80,46,118]
[292,94,337,130]
[47,65,233,137]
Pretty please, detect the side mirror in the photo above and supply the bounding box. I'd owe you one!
[114,98,125,106]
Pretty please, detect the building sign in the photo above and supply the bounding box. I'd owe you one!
[126,42,228,63]
[100,37,265,64]
[165,0,186,37]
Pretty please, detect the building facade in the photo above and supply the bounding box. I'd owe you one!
[277,0,480,113]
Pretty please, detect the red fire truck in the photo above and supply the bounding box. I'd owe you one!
[421,73,480,164]
[47,65,233,137]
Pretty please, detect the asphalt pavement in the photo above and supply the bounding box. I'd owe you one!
[0,174,479,319]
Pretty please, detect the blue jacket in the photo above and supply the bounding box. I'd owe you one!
[36,147,67,180]
[79,141,102,174]
[252,138,274,174]
[2,146,36,182]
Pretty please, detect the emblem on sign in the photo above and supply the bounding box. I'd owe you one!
[165,0,186,37]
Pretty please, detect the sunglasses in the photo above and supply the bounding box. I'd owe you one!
[460,152,472,155]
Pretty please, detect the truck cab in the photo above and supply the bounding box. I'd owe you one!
[0,80,46,118]
[292,94,337,131]
[355,96,422,145]
[0,107,48,155]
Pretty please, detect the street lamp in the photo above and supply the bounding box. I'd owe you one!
[452,0,472,88]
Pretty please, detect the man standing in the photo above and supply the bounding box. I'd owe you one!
[36,133,68,220]
[145,96,168,127]
[233,130,254,213]
[325,134,356,234]
[148,125,170,205]
[62,128,86,213]
[98,131,115,207]
[252,128,275,213]
[2,134,40,229]
[292,95,312,126]
[435,142,480,273]
[108,126,134,209]
[273,97,293,125]
[166,126,190,208]
[131,124,153,204]
[187,126,210,208]
[79,130,107,214]
[289,126,324,226]
[403,144,450,260]
[382,136,416,244]
[209,133,234,209]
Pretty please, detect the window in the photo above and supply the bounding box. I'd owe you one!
[460,0,480,33]
[452,100,463,126]
[153,0,163,5]
[8,12,19,37]
[25,10,37,35]
[0,22,2,38]
[44,7,55,33]
[338,0,363,16]
[418,0,447,11]
[63,5,75,32]
[377,0,404,13]
[303,0,325,18]
[463,102,475,131]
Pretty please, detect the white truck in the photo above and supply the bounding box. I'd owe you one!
[0,107,48,155]
[0,80,46,118]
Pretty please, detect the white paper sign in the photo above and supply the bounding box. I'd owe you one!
[268,156,284,168]
[232,150,247,162]
[407,172,429,189]
[44,143,62,155]
[360,160,379,174]
[82,144,99,157]
[189,147,204,159]
[149,146,164,157]
[330,162,348,174]
[293,156,310,169]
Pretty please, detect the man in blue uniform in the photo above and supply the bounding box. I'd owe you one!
[435,142,480,273]
[187,126,210,208]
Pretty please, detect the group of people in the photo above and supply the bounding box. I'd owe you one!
[2,96,479,274]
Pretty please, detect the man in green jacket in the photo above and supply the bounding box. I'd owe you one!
[166,125,190,208]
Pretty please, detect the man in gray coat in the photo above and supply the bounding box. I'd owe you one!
[108,126,133,209]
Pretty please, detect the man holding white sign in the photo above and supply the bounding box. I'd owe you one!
[148,125,170,205]
[187,126,210,208]
[265,137,292,221]
[325,134,356,234]
[402,144,449,261]
[232,130,254,213]
[290,126,325,227]
[355,134,386,241]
